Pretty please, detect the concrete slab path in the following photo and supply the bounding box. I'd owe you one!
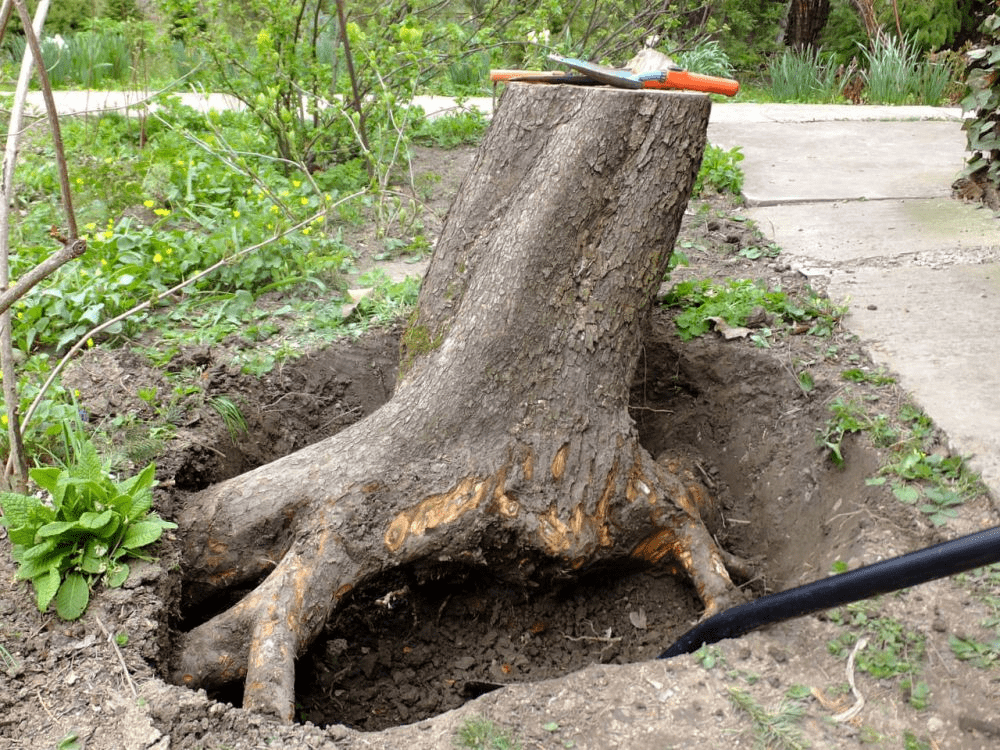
[709,104,1000,500]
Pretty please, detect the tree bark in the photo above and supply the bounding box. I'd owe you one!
[169,84,743,722]
[784,0,831,49]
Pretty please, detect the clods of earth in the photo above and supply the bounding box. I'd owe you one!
[2,146,1000,750]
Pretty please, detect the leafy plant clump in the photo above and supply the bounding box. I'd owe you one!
[818,392,984,525]
[0,442,175,621]
[828,601,929,708]
[950,563,1000,668]
[661,278,841,342]
[694,144,745,197]
[959,12,1000,198]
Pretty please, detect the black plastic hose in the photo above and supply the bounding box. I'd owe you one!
[660,525,1000,659]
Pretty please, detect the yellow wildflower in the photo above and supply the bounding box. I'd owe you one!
[154,208,170,217]
[143,200,155,208]
[153,253,163,263]
[233,210,241,218]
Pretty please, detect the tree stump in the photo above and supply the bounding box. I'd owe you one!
[169,84,743,722]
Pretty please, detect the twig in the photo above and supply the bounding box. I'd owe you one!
[831,636,868,722]
[95,616,137,698]
[0,237,86,317]
[36,689,55,721]
[14,0,77,239]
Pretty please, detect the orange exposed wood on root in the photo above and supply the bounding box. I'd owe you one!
[626,450,656,504]
[335,583,353,599]
[551,443,568,481]
[630,527,681,565]
[384,475,489,553]
[538,506,572,554]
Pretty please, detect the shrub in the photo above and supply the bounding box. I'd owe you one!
[959,12,1000,193]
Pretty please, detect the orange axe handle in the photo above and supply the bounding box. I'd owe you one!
[490,69,570,82]
[641,69,740,97]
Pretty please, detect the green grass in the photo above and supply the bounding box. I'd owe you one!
[454,717,522,750]
[412,109,489,149]
[861,35,956,105]
[727,687,809,750]
[768,47,842,103]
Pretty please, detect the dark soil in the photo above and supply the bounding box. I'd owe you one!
[2,144,1000,750]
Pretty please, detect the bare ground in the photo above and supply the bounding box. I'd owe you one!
[2,146,1000,750]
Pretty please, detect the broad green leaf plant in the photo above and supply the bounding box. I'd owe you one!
[960,12,1000,193]
[0,442,175,620]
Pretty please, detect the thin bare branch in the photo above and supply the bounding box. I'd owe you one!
[0,237,86,317]
[14,0,77,238]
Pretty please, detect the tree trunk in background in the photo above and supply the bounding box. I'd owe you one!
[784,0,832,48]
[168,84,743,722]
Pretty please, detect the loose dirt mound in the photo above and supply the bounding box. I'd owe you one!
[2,147,999,750]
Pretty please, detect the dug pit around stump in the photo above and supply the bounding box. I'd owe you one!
[164,312,889,731]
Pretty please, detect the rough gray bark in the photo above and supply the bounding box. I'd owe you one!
[169,84,742,722]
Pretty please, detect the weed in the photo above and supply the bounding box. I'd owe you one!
[694,643,723,669]
[902,731,932,750]
[738,242,781,260]
[1,640,19,676]
[0,440,175,620]
[841,367,895,386]
[664,279,790,341]
[209,396,249,443]
[859,725,883,744]
[817,398,872,466]
[949,563,1000,668]
[905,679,931,710]
[949,633,1000,668]
[830,559,849,574]
[115,631,129,647]
[454,716,522,750]
[412,109,489,149]
[727,686,809,750]
[828,602,927,700]
[694,145,745,197]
